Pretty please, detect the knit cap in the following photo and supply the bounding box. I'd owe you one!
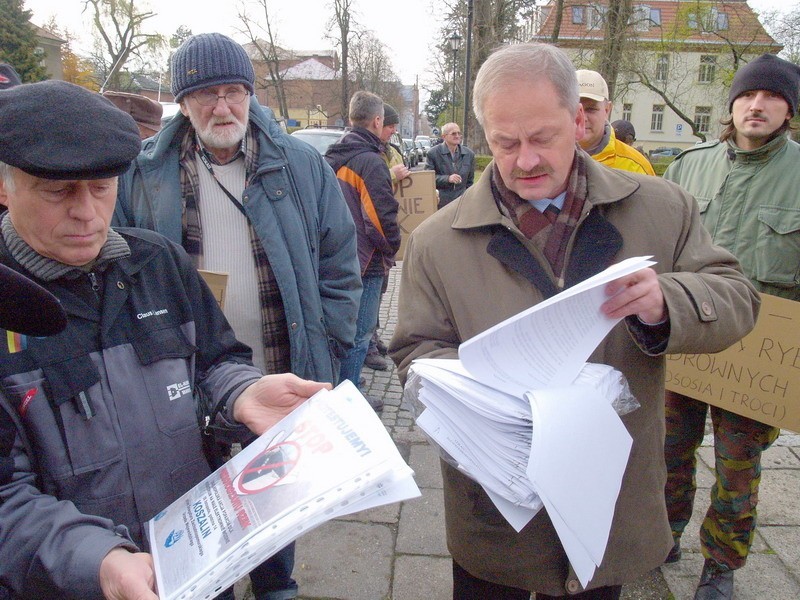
[171,33,255,102]
[728,54,800,116]
[383,103,400,126]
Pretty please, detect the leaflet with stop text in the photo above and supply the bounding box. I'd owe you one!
[148,380,419,600]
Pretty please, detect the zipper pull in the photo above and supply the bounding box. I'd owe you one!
[88,272,99,292]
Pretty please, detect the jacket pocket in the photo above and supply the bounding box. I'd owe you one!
[695,197,712,214]
[131,325,199,436]
[755,206,800,287]
[5,356,123,481]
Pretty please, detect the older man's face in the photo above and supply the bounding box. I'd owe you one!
[484,79,584,201]
[380,122,397,142]
[180,84,250,161]
[0,169,116,266]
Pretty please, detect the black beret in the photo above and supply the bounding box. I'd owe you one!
[0,263,66,336]
[0,80,141,180]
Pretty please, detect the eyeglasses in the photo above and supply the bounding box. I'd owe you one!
[448,131,462,137]
[192,88,249,107]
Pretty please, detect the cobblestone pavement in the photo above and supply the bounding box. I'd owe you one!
[236,263,800,600]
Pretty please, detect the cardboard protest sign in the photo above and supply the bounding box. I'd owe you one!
[666,294,800,432]
[198,270,228,309]
[394,170,437,260]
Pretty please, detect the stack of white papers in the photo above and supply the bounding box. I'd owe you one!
[407,256,655,588]
[149,380,420,600]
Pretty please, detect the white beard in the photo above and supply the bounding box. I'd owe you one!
[188,96,250,153]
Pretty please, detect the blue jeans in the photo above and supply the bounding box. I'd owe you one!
[216,543,297,600]
[339,274,384,387]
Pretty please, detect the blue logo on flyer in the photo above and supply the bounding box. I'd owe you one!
[153,510,167,521]
[164,529,184,548]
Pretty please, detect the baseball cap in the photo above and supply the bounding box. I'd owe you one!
[576,69,609,102]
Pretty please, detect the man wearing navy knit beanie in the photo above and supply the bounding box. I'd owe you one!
[115,32,361,600]
[663,53,800,600]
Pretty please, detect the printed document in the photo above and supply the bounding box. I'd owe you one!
[149,380,420,600]
[408,256,654,587]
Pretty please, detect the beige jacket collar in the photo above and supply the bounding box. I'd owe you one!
[451,148,642,231]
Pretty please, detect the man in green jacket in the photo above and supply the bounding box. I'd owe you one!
[663,53,800,600]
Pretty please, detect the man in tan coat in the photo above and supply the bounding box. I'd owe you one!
[390,43,759,600]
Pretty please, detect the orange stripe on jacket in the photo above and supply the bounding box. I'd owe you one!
[336,165,387,237]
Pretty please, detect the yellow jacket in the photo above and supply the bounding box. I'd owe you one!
[593,129,655,175]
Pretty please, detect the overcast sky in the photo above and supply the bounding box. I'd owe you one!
[24,0,446,87]
[24,0,795,89]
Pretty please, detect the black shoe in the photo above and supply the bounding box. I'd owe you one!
[364,353,389,371]
[694,561,734,600]
[364,394,384,412]
[375,337,389,356]
[664,540,681,564]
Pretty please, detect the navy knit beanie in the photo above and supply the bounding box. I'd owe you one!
[171,33,255,102]
[728,54,800,116]
[383,103,400,126]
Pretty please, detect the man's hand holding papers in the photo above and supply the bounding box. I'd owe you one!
[406,257,656,588]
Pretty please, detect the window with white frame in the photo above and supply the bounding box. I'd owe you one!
[655,54,669,83]
[699,55,716,83]
[622,103,632,122]
[650,8,661,26]
[573,5,585,24]
[651,105,665,131]
[588,4,606,29]
[34,47,46,68]
[694,106,712,133]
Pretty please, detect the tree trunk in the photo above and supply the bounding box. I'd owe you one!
[597,0,633,100]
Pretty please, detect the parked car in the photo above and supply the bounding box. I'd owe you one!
[290,126,345,155]
[414,140,425,163]
[415,135,432,158]
[402,138,418,167]
[649,146,683,159]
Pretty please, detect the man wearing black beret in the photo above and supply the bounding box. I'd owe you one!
[0,80,328,599]
[663,53,800,600]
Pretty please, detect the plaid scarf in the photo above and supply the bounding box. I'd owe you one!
[491,151,588,281]
[178,124,290,375]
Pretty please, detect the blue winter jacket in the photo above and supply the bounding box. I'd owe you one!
[114,101,361,383]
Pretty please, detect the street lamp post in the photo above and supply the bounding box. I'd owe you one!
[448,32,463,124]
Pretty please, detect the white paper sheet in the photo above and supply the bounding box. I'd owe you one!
[527,385,633,585]
[458,256,655,396]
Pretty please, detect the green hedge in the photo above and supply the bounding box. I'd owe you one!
[475,155,492,170]
[650,156,676,177]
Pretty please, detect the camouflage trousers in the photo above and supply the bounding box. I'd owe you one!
[664,390,780,569]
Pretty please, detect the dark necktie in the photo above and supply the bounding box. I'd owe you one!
[543,203,560,224]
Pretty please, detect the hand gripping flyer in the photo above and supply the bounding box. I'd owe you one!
[148,380,419,600]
